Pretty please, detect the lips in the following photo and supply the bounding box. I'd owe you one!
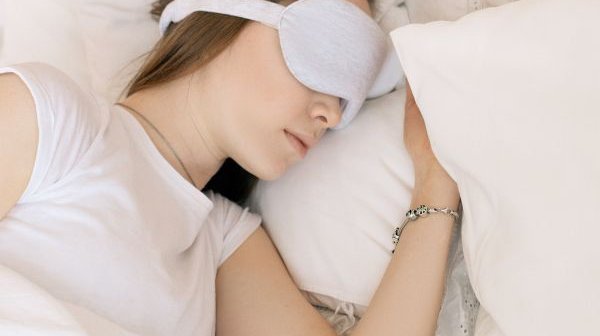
[285,130,309,158]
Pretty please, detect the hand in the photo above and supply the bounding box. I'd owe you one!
[403,80,453,185]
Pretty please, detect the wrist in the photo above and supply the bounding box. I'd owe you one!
[411,171,459,210]
[413,161,451,183]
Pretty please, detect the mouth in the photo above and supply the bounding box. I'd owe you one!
[284,130,309,158]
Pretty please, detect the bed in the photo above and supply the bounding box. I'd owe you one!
[1,0,599,335]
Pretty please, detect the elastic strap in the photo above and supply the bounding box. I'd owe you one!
[159,0,285,34]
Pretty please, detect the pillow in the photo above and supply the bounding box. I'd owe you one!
[77,0,159,102]
[390,0,600,334]
[0,264,87,335]
[404,0,516,23]
[0,0,91,90]
[0,0,158,103]
[0,0,5,59]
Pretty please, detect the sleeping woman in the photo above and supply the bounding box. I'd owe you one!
[0,0,459,335]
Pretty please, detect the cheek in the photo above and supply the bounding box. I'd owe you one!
[244,111,298,180]
[222,106,296,181]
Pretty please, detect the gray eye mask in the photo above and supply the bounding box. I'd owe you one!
[160,0,388,129]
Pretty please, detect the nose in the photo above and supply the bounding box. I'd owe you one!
[310,95,342,129]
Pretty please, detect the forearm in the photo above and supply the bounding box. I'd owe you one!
[352,172,459,336]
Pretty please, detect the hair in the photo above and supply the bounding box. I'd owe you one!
[126,0,374,205]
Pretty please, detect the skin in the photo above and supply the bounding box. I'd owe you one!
[0,0,460,335]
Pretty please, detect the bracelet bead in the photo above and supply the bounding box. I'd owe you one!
[392,204,459,253]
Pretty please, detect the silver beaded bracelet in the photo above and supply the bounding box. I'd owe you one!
[392,204,460,253]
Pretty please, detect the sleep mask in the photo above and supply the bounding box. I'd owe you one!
[159,0,388,129]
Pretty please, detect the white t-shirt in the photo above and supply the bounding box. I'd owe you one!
[0,63,262,336]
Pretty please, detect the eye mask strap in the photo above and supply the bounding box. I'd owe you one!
[159,0,286,34]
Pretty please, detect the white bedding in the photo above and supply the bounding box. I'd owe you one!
[0,264,144,336]
[0,0,5,59]
[0,264,87,336]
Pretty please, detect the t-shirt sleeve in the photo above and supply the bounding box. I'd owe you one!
[0,63,105,201]
[205,191,262,267]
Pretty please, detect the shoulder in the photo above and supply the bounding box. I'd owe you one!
[0,62,108,144]
[0,71,35,113]
[0,63,108,197]
[0,71,38,218]
[0,62,104,117]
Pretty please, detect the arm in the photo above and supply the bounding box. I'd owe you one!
[216,226,336,336]
[352,171,459,335]
[351,81,459,336]
[0,73,38,219]
[216,81,457,336]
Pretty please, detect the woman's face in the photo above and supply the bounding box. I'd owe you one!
[202,21,343,181]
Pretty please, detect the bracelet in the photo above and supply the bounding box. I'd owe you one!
[392,204,460,253]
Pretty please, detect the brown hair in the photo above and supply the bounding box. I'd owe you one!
[127,0,374,205]
[128,1,251,96]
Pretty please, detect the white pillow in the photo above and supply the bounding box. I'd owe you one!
[0,0,158,104]
[0,0,5,59]
[0,264,88,335]
[390,0,600,335]
[0,0,91,90]
[404,0,515,22]
[77,0,159,102]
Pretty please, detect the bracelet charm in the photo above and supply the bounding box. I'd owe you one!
[392,204,459,253]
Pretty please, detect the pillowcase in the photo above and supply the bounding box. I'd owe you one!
[0,264,88,335]
[0,0,5,59]
[390,0,600,335]
[0,0,91,89]
[404,0,515,23]
[77,0,160,102]
[0,0,159,103]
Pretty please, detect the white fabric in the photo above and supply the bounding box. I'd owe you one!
[0,0,91,90]
[159,0,284,31]
[0,264,89,336]
[390,0,600,334]
[404,0,516,23]
[0,63,261,336]
[77,0,161,102]
[0,0,4,60]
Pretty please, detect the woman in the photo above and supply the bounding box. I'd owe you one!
[0,0,459,335]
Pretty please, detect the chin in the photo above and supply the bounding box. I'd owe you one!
[252,160,290,181]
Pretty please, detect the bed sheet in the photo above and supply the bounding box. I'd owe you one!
[0,0,5,59]
[0,263,145,336]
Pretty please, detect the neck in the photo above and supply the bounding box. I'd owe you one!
[119,73,226,189]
